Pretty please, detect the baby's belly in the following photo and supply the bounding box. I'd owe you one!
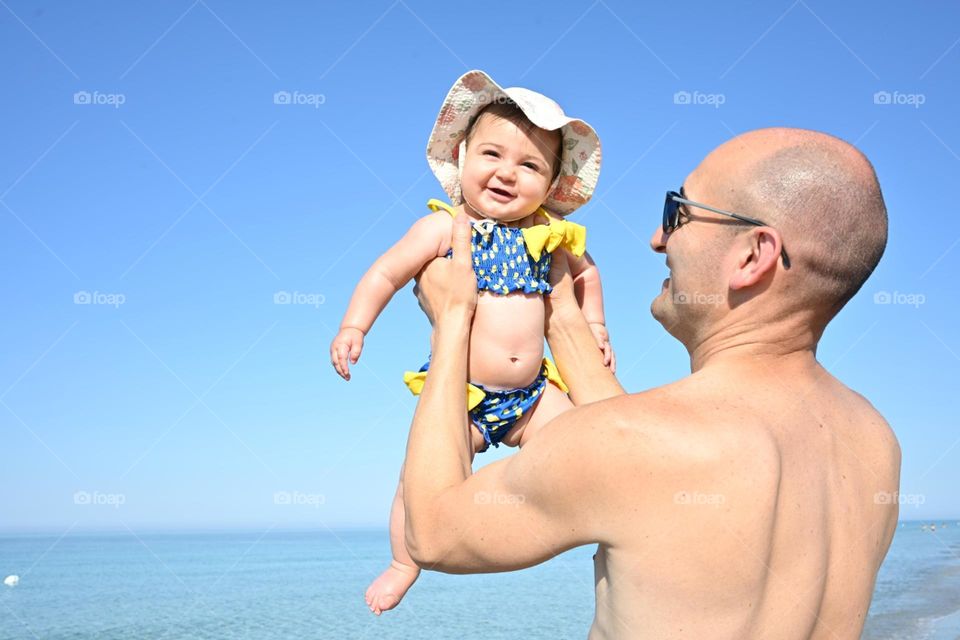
[467,291,545,390]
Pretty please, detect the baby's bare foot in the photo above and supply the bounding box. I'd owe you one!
[364,560,420,615]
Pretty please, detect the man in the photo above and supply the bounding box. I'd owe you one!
[402,127,901,639]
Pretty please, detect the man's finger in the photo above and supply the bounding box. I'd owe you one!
[550,247,572,280]
[546,249,578,307]
[451,212,472,267]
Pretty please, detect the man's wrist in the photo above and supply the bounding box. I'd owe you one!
[434,307,473,335]
[546,300,585,335]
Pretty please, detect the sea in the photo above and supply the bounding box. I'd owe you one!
[1,521,958,639]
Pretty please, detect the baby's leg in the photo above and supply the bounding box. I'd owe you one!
[365,419,486,615]
[364,466,420,616]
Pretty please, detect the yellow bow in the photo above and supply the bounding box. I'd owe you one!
[541,357,569,394]
[403,370,486,411]
[521,213,587,262]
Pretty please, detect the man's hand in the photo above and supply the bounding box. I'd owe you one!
[545,248,589,330]
[330,327,365,380]
[413,212,478,325]
[544,247,626,404]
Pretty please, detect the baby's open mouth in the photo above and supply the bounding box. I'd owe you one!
[486,187,514,199]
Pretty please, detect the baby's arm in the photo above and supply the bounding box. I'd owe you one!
[331,212,452,380]
[568,250,615,372]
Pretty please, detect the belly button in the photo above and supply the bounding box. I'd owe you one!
[510,357,518,363]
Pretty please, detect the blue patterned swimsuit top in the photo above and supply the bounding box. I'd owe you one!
[461,223,552,295]
[427,199,587,297]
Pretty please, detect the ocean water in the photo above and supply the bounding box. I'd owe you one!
[0,522,957,639]
[862,522,960,640]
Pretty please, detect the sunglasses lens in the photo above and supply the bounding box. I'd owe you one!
[663,193,678,233]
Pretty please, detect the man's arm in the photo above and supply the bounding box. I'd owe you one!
[405,404,619,572]
[546,249,625,405]
[401,214,614,571]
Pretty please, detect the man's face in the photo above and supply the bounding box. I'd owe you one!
[649,169,737,342]
[460,114,560,222]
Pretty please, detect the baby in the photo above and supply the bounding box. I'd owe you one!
[330,70,613,615]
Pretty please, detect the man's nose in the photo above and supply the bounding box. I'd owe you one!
[649,225,668,254]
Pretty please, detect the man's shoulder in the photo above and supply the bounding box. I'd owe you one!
[596,381,776,441]
[832,376,902,474]
[567,386,782,483]
[540,387,782,546]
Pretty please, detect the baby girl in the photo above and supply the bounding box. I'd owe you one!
[330,70,613,615]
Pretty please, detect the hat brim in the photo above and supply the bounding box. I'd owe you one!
[426,70,601,216]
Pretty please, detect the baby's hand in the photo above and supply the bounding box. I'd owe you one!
[588,322,616,373]
[330,327,365,381]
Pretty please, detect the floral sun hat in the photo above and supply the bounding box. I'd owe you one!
[426,70,602,216]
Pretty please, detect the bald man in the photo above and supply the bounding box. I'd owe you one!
[401,127,901,639]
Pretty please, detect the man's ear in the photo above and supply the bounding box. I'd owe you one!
[729,228,782,290]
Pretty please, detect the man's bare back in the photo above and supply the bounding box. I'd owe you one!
[588,358,900,638]
[401,127,898,639]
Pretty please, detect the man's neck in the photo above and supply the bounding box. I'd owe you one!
[687,313,821,374]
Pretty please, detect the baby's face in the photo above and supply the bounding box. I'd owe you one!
[460,114,561,222]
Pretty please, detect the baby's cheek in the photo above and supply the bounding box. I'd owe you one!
[522,176,550,204]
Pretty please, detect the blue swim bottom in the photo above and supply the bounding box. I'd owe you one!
[403,357,568,451]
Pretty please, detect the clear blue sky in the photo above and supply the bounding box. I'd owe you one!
[1,0,957,532]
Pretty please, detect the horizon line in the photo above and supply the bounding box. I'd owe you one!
[1,518,958,537]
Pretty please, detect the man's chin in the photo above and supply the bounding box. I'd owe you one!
[651,294,683,339]
[650,294,669,325]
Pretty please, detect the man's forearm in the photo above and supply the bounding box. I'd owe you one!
[402,310,473,560]
[546,307,625,405]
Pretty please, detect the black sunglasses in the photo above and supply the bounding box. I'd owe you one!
[663,187,791,269]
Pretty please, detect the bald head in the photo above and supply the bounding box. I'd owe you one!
[704,128,888,316]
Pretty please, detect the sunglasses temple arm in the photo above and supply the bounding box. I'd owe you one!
[780,247,791,269]
[671,195,790,267]
[673,196,766,227]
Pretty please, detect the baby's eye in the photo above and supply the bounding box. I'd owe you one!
[522,162,541,171]
[483,150,500,158]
